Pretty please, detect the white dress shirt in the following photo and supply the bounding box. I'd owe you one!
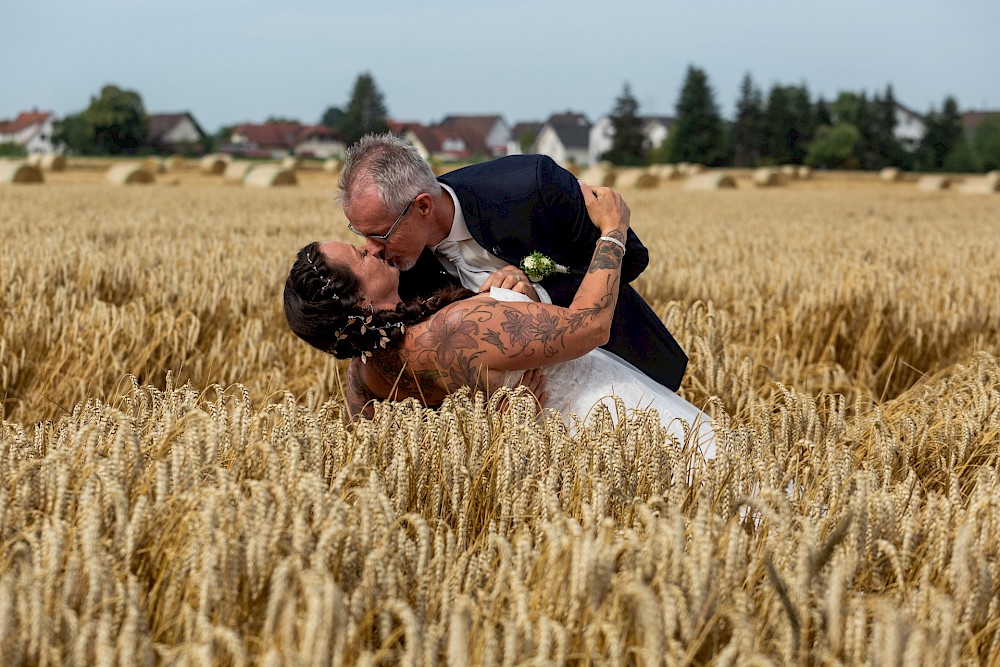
[431,183,552,303]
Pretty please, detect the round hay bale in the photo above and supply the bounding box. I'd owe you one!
[577,165,616,187]
[683,172,736,191]
[199,154,229,175]
[164,155,184,171]
[40,154,66,171]
[26,153,43,168]
[916,175,951,191]
[224,161,258,184]
[879,167,902,182]
[0,161,44,184]
[106,163,155,185]
[616,168,658,189]
[281,156,301,170]
[752,168,785,187]
[649,164,682,180]
[779,165,799,180]
[142,157,165,174]
[684,163,706,175]
[797,166,813,179]
[958,174,1000,194]
[243,165,297,188]
[323,158,342,173]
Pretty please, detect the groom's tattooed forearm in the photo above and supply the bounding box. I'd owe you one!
[589,233,626,273]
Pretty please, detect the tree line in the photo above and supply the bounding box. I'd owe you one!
[605,66,1000,173]
[49,73,390,157]
[34,68,1000,173]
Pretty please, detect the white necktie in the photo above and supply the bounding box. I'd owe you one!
[434,238,553,303]
[435,239,493,291]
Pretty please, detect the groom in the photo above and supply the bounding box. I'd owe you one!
[338,133,688,390]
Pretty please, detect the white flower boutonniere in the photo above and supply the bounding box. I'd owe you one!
[520,251,569,282]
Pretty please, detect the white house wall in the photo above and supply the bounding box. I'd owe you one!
[485,120,511,154]
[534,126,567,165]
[894,108,926,152]
[164,118,203,144]
[588,116,613,164]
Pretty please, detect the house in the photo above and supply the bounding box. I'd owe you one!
[391,121,470,162]
[588,115,673,164]
[0,111,61,153]
[146,112,207,155]
[293,125,345,159]
[893,103,927,152]
[226,122,301,158]
[222,121,344,159]
[534,112,591,167]
[506,121,543,156]
[962,110,1000,137]
[435,115,510,158]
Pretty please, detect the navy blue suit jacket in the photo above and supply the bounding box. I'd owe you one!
[397,154,688,390]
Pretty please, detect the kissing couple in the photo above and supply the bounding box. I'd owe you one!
[284,133,716,458]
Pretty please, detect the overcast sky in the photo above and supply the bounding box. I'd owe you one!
[4,1,998,133]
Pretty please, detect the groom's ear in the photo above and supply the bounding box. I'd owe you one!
[414,192,433,216]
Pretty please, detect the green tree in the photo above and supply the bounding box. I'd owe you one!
[0,141,27,157]
[517,128,538,153]
[762,84,812,165]
[942,136,980,172]
[814,96,833,128]
[666,65,728,166]
[83,84,149,154]
[321,106,345,130]
[869,85,904,169]
[602,82,647,166]
[731,72,765,167]
[339,72,390,146]
[918,96,963,171]
[53,112,96,155]
[971,115,1000,171]
[805,122,861,169]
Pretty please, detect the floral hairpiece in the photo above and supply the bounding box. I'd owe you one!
[308,254,339,300]
[334,315,406,362]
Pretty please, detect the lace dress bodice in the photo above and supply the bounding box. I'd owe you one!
[489,287,716,459]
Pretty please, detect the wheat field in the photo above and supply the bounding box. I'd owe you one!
[1,164,999,665]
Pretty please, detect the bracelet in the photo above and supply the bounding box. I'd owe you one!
[599,236,626,252]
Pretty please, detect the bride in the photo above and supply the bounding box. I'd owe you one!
[284,183,715,459]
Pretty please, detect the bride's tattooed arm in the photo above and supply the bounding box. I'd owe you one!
[404,229,628,392]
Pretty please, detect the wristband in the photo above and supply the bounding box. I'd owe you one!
[598,236,627,252]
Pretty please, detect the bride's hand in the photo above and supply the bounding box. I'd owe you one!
[517,368,548,409]
[579,181,630,237]
[480,264,540,301]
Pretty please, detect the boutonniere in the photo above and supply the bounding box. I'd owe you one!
[520,251,569,282]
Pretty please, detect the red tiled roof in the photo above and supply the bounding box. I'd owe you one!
[437,115,503,155]
[0,111,52,135]
[232,123,302,149]
[295,124,342,143]
[406,125,444,153]
[963,110,1000,132]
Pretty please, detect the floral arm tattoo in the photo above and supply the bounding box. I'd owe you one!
[410,231,627,394]
[345,359,378,420]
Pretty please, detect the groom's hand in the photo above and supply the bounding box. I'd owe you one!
[480,264,540,301]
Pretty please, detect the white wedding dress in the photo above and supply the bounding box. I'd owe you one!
[491,288,717,460]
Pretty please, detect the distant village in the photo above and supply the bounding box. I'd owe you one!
[1,105,997,169]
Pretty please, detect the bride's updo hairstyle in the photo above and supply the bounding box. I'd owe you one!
[284,242,472,361]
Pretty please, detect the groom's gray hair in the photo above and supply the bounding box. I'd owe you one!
[338,132,441,214]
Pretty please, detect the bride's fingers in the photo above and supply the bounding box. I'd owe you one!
[512,280,540,301]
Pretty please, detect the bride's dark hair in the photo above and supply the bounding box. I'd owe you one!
[284,242,473,360]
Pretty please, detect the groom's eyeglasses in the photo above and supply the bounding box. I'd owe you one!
[347,197,415,242]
